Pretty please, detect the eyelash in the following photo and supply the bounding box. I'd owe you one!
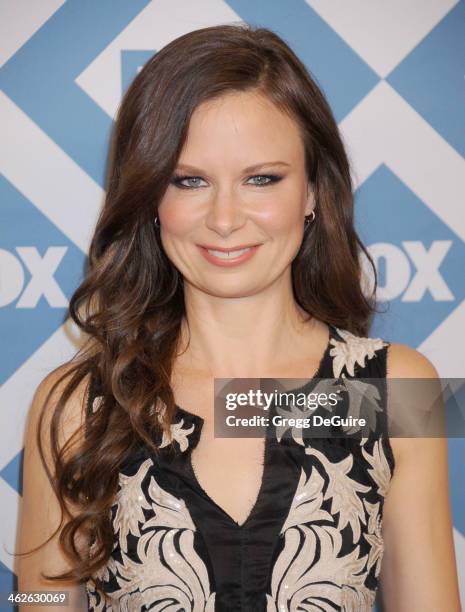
[170,174,283,189]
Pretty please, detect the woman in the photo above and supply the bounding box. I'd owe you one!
[17,24,461,611]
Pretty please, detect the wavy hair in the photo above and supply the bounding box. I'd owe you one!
[16,23,380,596]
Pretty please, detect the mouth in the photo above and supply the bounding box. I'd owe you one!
[200,243,260,256]
[197,243,262,265]
[205,247,253,259]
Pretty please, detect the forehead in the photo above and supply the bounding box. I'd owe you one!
[182,91,305,165]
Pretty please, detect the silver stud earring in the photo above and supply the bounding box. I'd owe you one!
[154,216,160,228]
[304,209,316,226]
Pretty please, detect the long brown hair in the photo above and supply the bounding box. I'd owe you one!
[16,23,380,593]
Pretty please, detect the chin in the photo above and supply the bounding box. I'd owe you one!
[198,279,265,299]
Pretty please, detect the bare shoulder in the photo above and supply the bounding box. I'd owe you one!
[385,341,443,468]
[21,361,93,516]
[27,361,91,452]
[33,360,91,408]
[385,341,439,379]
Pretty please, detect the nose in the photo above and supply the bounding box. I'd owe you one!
[204,187,247,236]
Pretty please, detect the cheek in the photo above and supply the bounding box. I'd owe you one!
[158,198,196,236]
[253,196,303,235]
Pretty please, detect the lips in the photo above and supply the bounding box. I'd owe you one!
[206,247,252,259]
[199,243,261,252]
[197,244,262,267]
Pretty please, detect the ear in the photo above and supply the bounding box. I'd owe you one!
[305,183,315,216]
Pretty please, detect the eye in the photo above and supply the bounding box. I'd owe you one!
[247,174,282,187]
[170,175,208,189]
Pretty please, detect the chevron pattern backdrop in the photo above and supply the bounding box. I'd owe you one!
[1,1,464,609]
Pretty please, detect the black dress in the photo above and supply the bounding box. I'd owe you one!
[85,324,395,611]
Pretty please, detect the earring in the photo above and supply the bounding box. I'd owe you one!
[154,216,160,228]
[304,209,316,226]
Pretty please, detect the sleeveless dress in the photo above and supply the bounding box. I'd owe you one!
[85,324,395,612]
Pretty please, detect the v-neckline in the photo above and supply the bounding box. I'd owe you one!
[187,432,273,529]
[175,323,337,530]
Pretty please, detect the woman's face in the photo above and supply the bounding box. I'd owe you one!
[157,90,315,298]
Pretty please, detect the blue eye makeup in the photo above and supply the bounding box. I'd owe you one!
[170,174,283,189]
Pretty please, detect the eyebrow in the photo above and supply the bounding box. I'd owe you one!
[174,161,291,173]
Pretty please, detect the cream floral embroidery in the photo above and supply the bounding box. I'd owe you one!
[281,464,333,531]
[86,457,216,610]
[112,460,153,552]
[341,584,377,611]
[158,417,195,452]
[266,435,392,611]
[266,463,369,611]
[88,541,121,586]
[305,446,371,543]
[87,547,135,609]
[363,499,384,578]
[361,438,392,497]
[331,328,389,378]
[149,402,196,452]
[273,328,389,448]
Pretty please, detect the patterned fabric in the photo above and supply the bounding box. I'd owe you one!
[85,324,395,611]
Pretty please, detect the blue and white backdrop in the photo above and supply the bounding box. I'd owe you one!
[1,1,464,608]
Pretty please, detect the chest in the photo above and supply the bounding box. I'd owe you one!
[169,364,324,526]
[170,374,268,525]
